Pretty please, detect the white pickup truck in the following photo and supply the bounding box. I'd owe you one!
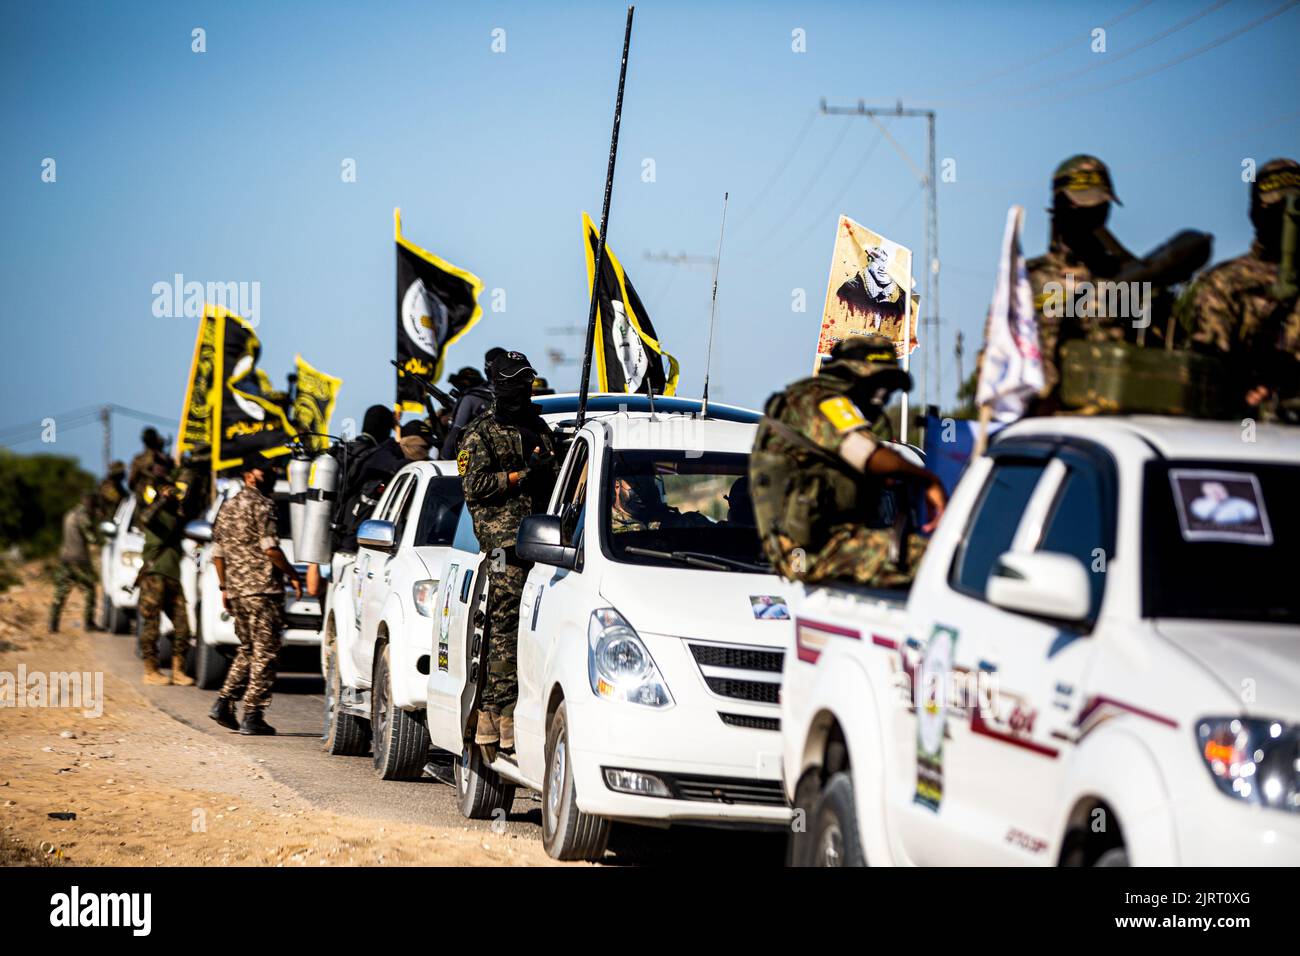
[427,394,795,861]
[98,495,145,634]
[319,459,463,779]
[782,415,1300,867]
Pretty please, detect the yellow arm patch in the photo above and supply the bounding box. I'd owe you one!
[818,396,868,434]
[456,449,469,476]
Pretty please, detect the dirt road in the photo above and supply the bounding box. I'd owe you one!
[1,566,784,867]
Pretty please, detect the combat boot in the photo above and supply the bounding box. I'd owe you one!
[170,653,195,687]
[142,659,170,686]
[209,697,239,730]
[239,709,277,736]
[474,708,500,745]
[498,715,515,753]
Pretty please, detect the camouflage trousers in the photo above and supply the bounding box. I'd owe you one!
[50,562,97,630]
[766,527,928,589]
[480,549,530,719]
[219,595,283,712]
[138,573,191,662]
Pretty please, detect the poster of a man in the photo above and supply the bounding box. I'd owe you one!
[816,215,920,371]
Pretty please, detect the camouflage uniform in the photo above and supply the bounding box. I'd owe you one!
[128,448,170,493]
[1184,159,1300,404]
[135,479,194,666]
[211,484,284,712]
[95,462,126,523]
[459,401,558,720]
[1027,155,1126,408]
[750,348,925,590]
[50,501,100,631]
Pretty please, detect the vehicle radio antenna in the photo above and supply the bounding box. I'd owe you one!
[700,191,729,419]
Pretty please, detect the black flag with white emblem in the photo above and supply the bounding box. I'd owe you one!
[395,207,484,413]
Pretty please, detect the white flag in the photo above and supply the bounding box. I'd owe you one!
[976,205,1044,422]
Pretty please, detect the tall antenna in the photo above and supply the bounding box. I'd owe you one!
[700,191,729,418]
[576,5,635,429]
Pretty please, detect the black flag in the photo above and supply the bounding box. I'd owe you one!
[395,207,484,413]
[211,308,297,473]
[583,212,679,395]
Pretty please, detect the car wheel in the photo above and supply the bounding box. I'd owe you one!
[454,741,515,820]
[323,641,371,756]
[541,702,609,862]
[806,772,865,867]
[106,598,129,635]
[194,636,229,690]
[1094,847,1129,867]
[370,642,430,780]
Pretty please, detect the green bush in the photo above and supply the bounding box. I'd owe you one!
[0,449,96,558]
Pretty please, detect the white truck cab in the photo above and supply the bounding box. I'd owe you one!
[782,415,1300,866]
[427,395,795,861]
[320,459,463,779]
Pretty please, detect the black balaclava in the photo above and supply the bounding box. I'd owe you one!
[1250,158,1300,261]
[492,351,538,423]
[484,347,507,382]
[361,404,393,441]
[1051,194,1133,276]
[142,427,164,452]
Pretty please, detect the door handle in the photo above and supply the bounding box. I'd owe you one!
[978,659,998,673]
[366,571,374,579]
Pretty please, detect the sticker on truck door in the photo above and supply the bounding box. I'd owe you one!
[914,624,958,812]
[1169,469,1272,545]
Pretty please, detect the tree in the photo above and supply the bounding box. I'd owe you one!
[0,449,96,558]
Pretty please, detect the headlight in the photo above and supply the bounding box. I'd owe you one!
[1196,717,1299,812]
[412,580,439,617]
[587,608,673,708]
[121,550,143,569]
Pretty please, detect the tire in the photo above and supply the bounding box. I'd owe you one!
[786,770,824,867]
[454,741,515,820]
[194,637,229,690]
[370,642,430,780]
[541,703,609,861]
[106,598,129,635]
[323,640,371,756]
[805,772,866,867]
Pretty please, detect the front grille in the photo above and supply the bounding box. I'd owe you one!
[704,677,779,704]
[719,712,780,732]
[673,774,787,807]
[283,612,321,630]
[690,643,783,673]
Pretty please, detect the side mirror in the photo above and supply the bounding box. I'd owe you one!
[184,519,213,543]
[986,551,1091,623]
[98,521,118,537]
[516,514,576,569]
[357,518,397,552]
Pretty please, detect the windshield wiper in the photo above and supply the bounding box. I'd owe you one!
[621,546,768,573]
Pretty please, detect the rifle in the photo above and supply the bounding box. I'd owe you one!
[390,359,458,419]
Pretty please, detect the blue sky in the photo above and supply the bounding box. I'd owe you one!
[3,0,1298,472]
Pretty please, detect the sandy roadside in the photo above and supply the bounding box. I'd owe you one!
[0,566,562,867]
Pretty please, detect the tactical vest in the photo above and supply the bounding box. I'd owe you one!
[749,376,875,550]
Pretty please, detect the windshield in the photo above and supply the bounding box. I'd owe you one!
[1142,460,1298,624]
[603,450,770,574]
[413,477,464,547]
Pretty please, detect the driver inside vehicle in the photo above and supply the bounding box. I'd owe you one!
[609,474,711,534]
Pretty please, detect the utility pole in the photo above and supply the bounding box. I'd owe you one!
[955,330,965,409]
[818,99,940,412]
[100,404,111,474]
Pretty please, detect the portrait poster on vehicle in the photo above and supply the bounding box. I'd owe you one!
[815,215,920,374]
